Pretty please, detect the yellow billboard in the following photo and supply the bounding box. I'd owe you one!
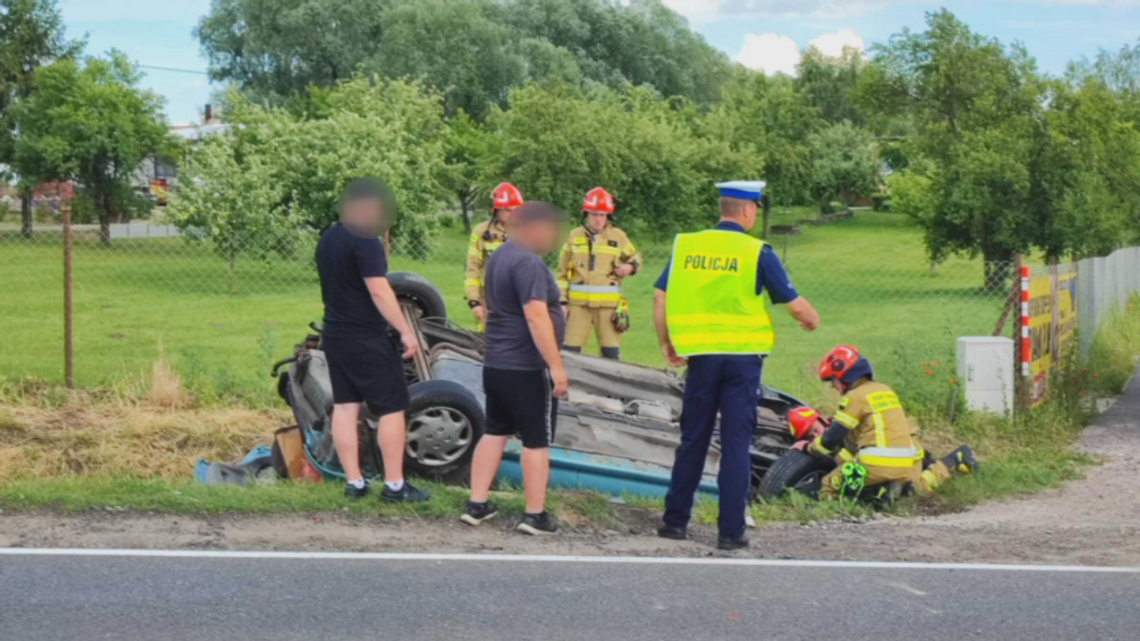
[1026,270,1078,404]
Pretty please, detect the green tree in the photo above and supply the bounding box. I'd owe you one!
[13,51,171,245]
[444,110,492,233]
[166,137,294,292]
[196,0,732,112]
[0,0,84,237]
[482,82,756,238]
[703,69,820,235]
[171,77,451,264]
[366,0,524,119]
[860,10,1044,279]
[195,0,390,101]
[808,121,879,212]
[795,45,867,126]
[1032,78,1140,257]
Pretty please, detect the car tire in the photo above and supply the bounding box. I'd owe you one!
[404,380,484,481]
[276,372,291,403]
[757,450,837,500]
[389,272,448,322]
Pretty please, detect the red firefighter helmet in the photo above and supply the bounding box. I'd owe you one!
[582,187,615,214]
[819,345,861,382]
[491,182,524,210]
[788,406,821,440]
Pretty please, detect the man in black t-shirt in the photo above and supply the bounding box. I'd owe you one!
[315,178,429,503]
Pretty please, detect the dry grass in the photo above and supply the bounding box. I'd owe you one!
[0,359,287,480]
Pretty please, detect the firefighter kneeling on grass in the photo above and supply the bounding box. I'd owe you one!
[790,345,979,504]
[557,187,642,360]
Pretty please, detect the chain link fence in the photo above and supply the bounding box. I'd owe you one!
[7,211,1135,407]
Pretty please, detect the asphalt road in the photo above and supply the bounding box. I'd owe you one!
[1,550,1138,640]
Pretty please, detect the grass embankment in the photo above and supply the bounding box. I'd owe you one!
[3,209,1138,527]
[2,295,1137,526]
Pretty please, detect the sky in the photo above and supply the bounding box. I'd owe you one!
[58,0,1140,126]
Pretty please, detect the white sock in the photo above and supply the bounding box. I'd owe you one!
[348,479,366,489]
[385,479,405,492]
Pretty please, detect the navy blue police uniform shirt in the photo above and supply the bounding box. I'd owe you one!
[315,222,390,338]
[654,221,799,303]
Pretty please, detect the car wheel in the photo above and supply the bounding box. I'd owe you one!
[276,372,291,403]
[756,450,837,500]
[389,272,448,322]
[404,380,484,480]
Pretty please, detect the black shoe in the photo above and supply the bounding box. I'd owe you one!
[460,501,499,526]
[380,481,430,503]
[717,533,750,551]
[657,524,688,540]
[944,445,979,474]
[344,481,372,500]
[517,512,558,535]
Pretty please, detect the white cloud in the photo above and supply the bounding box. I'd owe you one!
[735,33,801,75]
[735,30,865,76]
[808,29,866,57]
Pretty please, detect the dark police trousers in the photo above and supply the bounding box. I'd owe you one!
[664,354,763,539]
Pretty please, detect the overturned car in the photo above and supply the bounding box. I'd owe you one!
[272,272,833,500]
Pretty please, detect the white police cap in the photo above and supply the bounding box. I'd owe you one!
[716,181,767,201]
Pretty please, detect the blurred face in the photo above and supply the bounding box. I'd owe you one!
[341,198,384,234]
[513,219,562,254]
[586,211,609,233]
[806,419,826,440]
[830,379,845,394]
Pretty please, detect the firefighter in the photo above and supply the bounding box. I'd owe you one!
[654,180,821,550]
[557,187,643,360]
[800,346,979,501]
[466,182,523,331]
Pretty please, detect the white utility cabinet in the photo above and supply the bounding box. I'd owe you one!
[956,337,1014,414]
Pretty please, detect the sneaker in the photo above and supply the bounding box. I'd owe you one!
[657,524,688,540]
[344,481,372,500]
[517,512,558,535]
[460,501,499,526]
[717,533,750,551]
[380,481,431,503]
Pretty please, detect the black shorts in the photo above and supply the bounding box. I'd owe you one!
[483,366,558,449]
[322,333,409,416]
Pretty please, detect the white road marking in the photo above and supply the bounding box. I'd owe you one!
[0,547,1137,573]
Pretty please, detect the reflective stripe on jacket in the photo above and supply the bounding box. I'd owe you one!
[835,380,922,465]
[556,224,642,308]
[465,218,508,304]
[664,230,774,356]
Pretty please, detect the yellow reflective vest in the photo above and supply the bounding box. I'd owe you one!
[665,230,774,356]
[464,217,508,305]
[556,224,643,308]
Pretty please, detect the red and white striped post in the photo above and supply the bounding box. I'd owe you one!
[1020,264,1031,378]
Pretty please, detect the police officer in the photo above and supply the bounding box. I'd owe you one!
[465,182,524,331]
[557,187,643,360]
[654,180,820,550]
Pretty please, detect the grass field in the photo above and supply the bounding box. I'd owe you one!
[2,209,1006,410]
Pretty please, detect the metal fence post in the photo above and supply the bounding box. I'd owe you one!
[63,203,75,388]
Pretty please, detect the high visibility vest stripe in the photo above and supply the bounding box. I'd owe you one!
[665,230,774,356]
